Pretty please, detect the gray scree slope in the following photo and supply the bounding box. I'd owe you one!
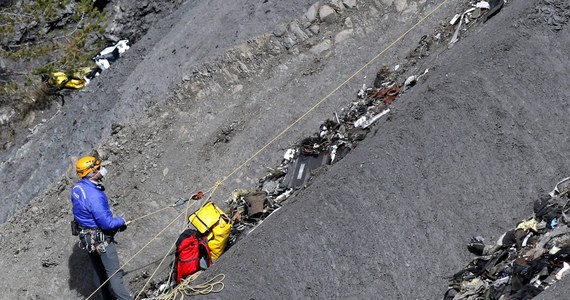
[198,1,570,299]
[0,0,568,299]
[0,0,315,223]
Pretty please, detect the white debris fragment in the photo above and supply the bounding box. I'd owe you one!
[357,84,366,98]
[319,125,328,138]
[330,145,338,164]
[361,109,390,129]
[99,40,130,57]
[394,64,400,71]
[450,14,461,25]
[95,58,110,70]
[274,188,293,203]
[555,262,570,281]
[549,246,561,254]
[283,148,296,161]
[334,112,340,124]
[354,116,367,128]
[449,8,476,46]
[404,75,417,87]
[158,283,169,293]
[474,1,490,9]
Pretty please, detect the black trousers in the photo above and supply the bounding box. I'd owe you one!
[83,236,132,300]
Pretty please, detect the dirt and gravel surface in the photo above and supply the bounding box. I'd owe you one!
[0,0,569,299]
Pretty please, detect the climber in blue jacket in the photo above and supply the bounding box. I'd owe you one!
[71,155,132,300]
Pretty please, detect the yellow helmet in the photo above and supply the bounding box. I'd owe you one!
[76,156,101,178]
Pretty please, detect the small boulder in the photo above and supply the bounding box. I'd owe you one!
[319,5,337,24]
[344,17,353,29]
[335,29,354,44]
[343,0,357,8]
[273,23,287,37]
[309,39,332,55]
[304,1,320,24]
[289,21,308,41]
[309,24,320,35]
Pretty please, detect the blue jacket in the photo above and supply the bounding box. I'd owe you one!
[71,178,125,231]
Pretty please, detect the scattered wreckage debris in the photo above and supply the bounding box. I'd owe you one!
[94,39,131,70]
[444,177,570,300]
[449,1,505,47]
[47,67,100,90]
[137,1,518,297]
[47,40,130,91]
[222,62,423,247]
[136,56,407,299]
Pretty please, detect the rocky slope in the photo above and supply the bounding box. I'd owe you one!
[0,0,184,148]
[199,0,570,298]
[0,0,569,299]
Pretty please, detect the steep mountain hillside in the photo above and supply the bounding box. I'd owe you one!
[0,0,568,299]
[199,0,570,299]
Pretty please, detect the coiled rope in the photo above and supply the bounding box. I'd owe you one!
[157,272,225,300]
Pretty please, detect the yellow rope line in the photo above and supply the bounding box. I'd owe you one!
[130,205,174,223]
[107,0,452,228]
[87,1,450,297]
[134,237,179,300]
[218,0,450,186]
[200,180,223,209]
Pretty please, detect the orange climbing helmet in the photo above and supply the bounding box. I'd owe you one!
[76,156,101,178]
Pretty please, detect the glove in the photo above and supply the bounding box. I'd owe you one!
[118,223,128,232]
[119,218,131,232]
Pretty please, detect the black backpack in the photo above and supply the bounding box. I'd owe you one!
[533,194,562,223]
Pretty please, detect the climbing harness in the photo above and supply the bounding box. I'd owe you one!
[79,228,109,254]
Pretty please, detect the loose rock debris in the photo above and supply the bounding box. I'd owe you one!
[527,0,570,31]
[444,178,570,300]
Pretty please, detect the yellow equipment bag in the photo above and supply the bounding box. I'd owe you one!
[189,202,231,260]
[49,72,86,89]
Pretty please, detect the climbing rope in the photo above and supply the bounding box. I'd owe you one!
[127,184,219,225]
[156,272,225,300]
[87,1,451,297]
[129,205,175,223]
[134,237,179,300]
[118,0,453,226]
[216,0,451,186]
